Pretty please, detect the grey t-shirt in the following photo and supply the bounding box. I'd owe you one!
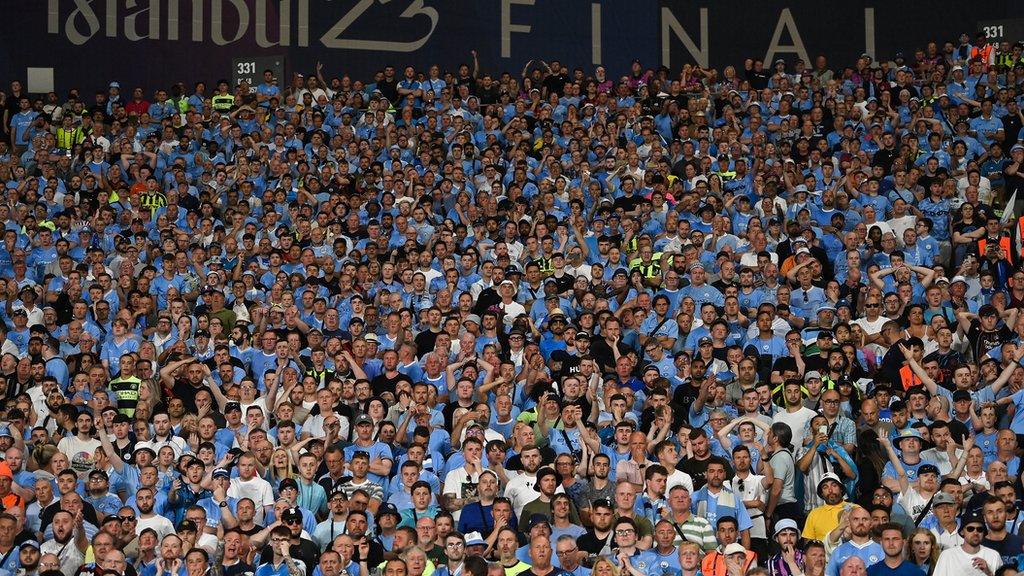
[768,448,798,506]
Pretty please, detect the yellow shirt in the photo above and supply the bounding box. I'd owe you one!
[803,502,849,541]
[504,561,532,576]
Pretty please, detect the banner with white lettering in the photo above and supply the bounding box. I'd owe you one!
[0,0,1018,93]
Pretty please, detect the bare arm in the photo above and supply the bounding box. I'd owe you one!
[879,436,908,493]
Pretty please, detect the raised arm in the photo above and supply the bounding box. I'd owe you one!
[879,436,909,494]
[947,436,974,480]
[897,343,939,395]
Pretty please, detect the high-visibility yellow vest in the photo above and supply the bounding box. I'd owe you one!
[212,93,235,112]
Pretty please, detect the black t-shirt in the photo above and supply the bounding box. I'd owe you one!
[590,339,632,373]
[414,329,441,358]
[613,194,642,213]
[676,455,733,491]
[577,528,614,555]
[747,70,769,91]
[455,75,477,94]
[478,84,502,106]
[543,74,570,97]
[671,380,701,417]
[873,148,899,174]
[257,538,321,575]
[222,561,255,576]
[377,78,399,103]
[370,372,411,398]
[171,379,211,413]
[966,320,1014,362]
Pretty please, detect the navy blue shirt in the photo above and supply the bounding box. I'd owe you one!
[866,561,925,576]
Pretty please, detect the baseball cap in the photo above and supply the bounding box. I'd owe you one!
[918,464,940,477]
[463,314,482,326]
[526,513,550,530]
[932,492,956,507]
[804,370,822,381]
[225,402,242,413]
[212,468,230,479]
[20,540,40,551]
[354,413,374,426]
[282,507,303,522]
[952,390,972,403]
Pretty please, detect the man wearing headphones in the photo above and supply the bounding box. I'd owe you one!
[932,512,1001,576]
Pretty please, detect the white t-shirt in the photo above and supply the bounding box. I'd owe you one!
[932,545,1002,576]
[443,467,481,523]
[136,514,176,540]
[897,486,932,519]
[888,215,918,244]
[730,474,768,539]
[773,407,818,451]
[503,472,538,518]
[500,301,527,326]
[56,436,101,478]
[852,316,892,335]
[666,469,694,495]
[228,476,275,523]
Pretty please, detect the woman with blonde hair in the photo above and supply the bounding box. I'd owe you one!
[266,446,297,487]
[906,528,938,575]
[28,444,63,480]
[591,558,620,576]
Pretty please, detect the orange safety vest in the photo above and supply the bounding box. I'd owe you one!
[1,492,23,511]
[702,549,757,576]
[972,44,995,67]
[899,365,924,391]
[978,236,1013,265]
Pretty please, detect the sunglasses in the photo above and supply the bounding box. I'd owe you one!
[963,525,984,533]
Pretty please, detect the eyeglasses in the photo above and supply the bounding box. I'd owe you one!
[118,516,136,522]
[865,304,880,309]
[446,542,465,549]
[557,548,579,556]
[822,399,840,405]
[615,529,635,536]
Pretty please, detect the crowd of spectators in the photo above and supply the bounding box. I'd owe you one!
[1,27,1024,576]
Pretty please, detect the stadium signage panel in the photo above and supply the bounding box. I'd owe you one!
[3,0,1017,92]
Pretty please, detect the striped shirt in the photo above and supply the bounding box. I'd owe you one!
[666,514,717,551]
